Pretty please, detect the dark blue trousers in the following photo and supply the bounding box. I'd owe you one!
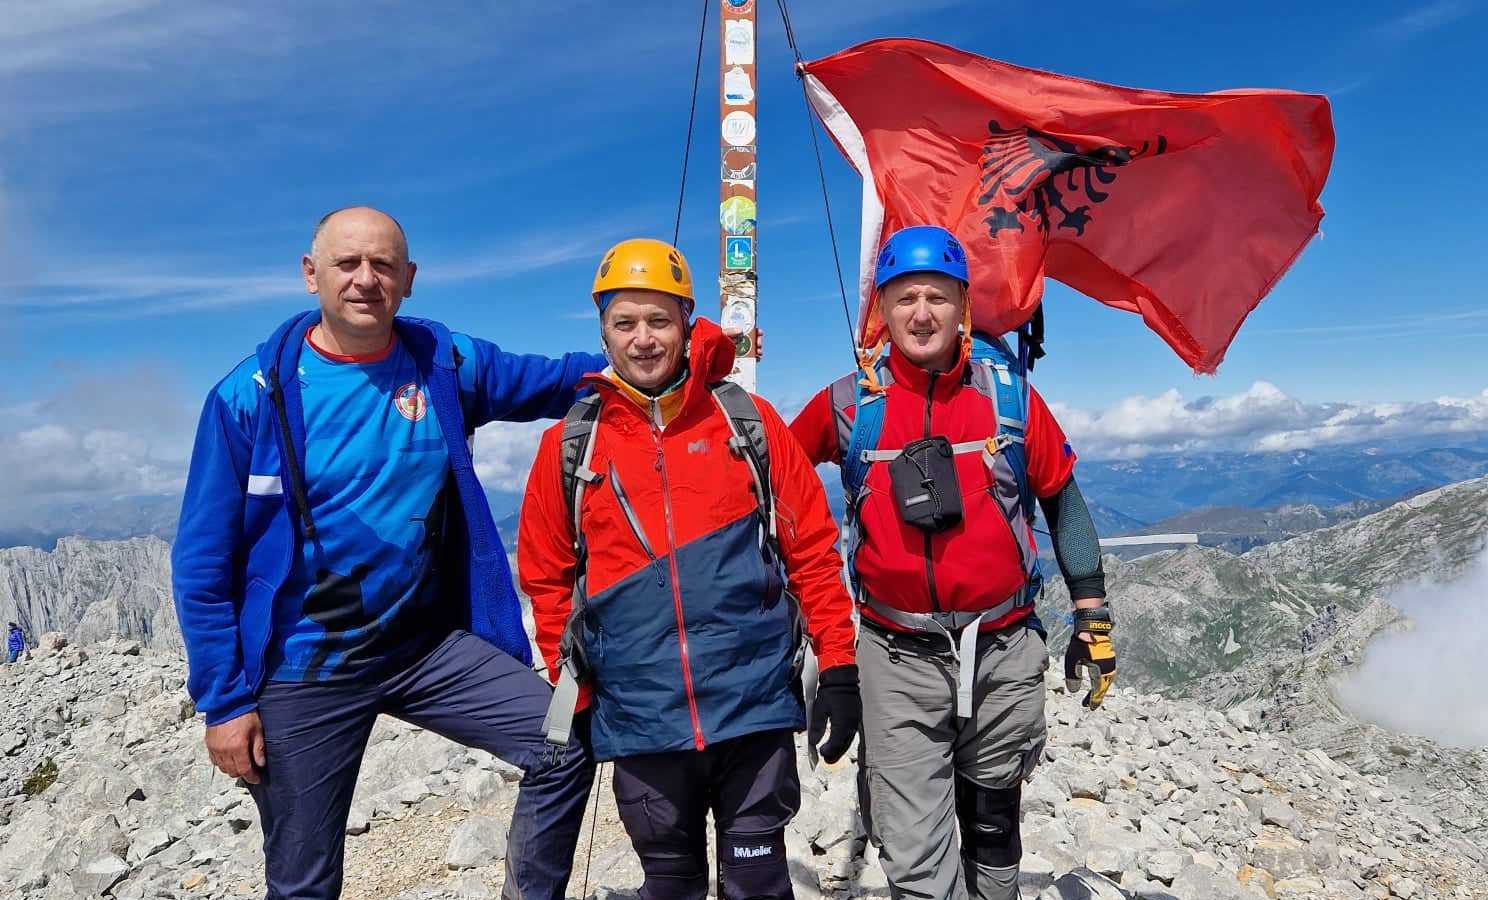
[247,630,594,900]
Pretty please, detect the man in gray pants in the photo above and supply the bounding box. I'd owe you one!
[790,226,1116,898]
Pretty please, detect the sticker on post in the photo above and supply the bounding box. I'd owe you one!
[722,298,755,334]
[731,330,754,357]
[723,19,754,65]
[724,67,754,106]
[725,237,754,271]
[722,147,756,186]
[720,196,757,235]
[722,111,756,147]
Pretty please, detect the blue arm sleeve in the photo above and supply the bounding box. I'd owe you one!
[455,334,605,427]
[172,387,258,725]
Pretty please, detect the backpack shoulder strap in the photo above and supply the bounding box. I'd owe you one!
[968,349,1033,519]
[709,381,776,547]
[840,361,893,504]
[544,392,605,750]
[559,394,605,540]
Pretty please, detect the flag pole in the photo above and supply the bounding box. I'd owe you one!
[719,0,759,391]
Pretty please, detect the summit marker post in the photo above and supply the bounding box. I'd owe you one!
[719,0,759,390]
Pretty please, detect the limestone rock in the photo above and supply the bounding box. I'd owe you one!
[445,816,507,870]
[70,853,130,895]
[1250,835,1311,880]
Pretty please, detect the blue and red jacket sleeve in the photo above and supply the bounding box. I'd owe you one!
[517,424,579,687]
[454,334,605,426]
[761,398,856,672]
[172,380,257,726]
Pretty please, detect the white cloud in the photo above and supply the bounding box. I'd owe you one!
[1050,383,1488,459]
[1367,0,1475,44]
[1334,546,1488,747]
[471,420,549,496]
[0,423,186,503]
[5,372,1485,537]
[0,362,195,531]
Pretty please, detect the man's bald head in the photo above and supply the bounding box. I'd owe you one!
[301,206,418,352]
[310,206,409,263]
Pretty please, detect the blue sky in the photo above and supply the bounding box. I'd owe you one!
[2,0,1486,521]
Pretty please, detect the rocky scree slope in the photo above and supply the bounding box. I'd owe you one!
[2,637,1486,899]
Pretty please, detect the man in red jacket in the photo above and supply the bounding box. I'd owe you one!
[790,226,1115,900]
[519,238,859,900]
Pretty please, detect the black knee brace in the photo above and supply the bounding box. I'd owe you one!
[717,829,791,900]
[955,779,1022,868]
[635,851,708,900]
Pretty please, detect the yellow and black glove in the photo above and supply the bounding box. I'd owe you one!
[1064,604,1116,709]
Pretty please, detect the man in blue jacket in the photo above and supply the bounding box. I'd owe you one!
[172,207,605,900]
[6,623,23,664]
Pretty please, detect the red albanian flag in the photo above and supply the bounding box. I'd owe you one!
[802,39,1334,373]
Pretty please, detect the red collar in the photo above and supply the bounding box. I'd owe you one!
[305,327,398,364]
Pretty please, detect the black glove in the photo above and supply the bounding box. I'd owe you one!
[1064,604,1117,710]
[808,664,861,764]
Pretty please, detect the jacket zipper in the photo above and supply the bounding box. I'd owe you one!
[923,371,942,613]
[606,463,666,588]
[650,401,706,750]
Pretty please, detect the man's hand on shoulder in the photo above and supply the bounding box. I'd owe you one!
[206,710,267,784]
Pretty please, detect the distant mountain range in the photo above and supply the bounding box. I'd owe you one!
[1039,474,1488,694]
[6,437,1488,563]
[0,496,181,551]
[1075,441,1488,523]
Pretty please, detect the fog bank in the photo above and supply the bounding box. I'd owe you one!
[1335,547,1488,747]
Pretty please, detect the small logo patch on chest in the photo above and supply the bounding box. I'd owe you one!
[394,383,428,422]
[688,438,710,455]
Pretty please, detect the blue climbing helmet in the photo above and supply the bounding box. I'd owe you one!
[874,225,970,291]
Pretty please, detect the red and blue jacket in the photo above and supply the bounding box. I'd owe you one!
[520,320,856,761]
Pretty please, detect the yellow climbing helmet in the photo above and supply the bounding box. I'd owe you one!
[592,238,695,315]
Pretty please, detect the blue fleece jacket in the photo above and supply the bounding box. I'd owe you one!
[171,310,603,725]
[6,628,22,654]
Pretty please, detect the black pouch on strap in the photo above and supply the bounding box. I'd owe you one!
[888,436,963,532]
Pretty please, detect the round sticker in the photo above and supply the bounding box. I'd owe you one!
[723,146,754,170]
[722,300,754,333]
[732,331,754,357]
[720,196,757,235]
[722,111,756,147]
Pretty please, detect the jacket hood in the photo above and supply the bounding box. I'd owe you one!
[687,318,740,385]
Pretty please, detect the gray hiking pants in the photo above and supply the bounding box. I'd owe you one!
[858,620,1049,900]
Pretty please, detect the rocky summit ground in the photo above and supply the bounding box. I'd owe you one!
[3,633,1485,900]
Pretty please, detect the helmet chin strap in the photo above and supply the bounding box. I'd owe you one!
[958,285,974,362]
